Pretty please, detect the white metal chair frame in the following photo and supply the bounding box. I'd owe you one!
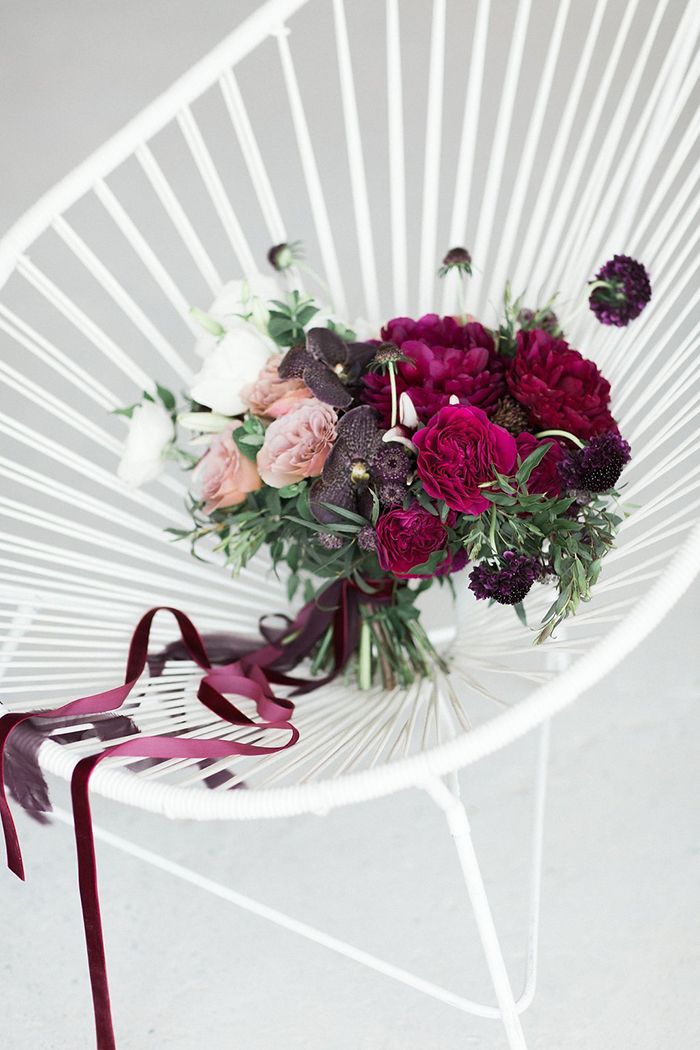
[2,2,700,1047]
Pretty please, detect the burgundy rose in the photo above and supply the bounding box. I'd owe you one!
[375,504,465,579]
[413,404,517,515]
[515,433,565,497]
[507,329,616,440]
[362,313,506,425]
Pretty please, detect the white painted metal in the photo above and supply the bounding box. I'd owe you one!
[1,1,698,1045]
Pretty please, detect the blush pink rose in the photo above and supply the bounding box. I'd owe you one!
[197,423,262,513]
[257,398,338,488]
[242,354,312,419]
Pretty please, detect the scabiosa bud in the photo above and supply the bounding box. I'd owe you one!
[468,551,540,605]
[267,241,302,272]
[517,306,561,336]
[368,342,408,370]
[317,532,344,550]
[559,432,631,492]
[358,525,377,552]
[589,255,651,326]
[438,247,473,277]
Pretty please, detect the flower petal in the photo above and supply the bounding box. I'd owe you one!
[303,358,352,408]
[278,345,309,380]
[307,326,347,368]
[335,405,382,458]
[309,476,356,523]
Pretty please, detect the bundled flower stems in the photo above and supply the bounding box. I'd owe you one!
[118,247,648,687]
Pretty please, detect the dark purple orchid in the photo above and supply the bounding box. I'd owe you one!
[278,327,376,408]
[310,406,412,523]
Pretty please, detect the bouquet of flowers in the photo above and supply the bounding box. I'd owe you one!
[118,246,650,689]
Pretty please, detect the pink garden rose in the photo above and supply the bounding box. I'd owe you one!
[515,432,565,497]
[507,329,616,440]
[413,404,517,515]
[242,354,312,419]
[197,423,262,513]
[257,398,338,488]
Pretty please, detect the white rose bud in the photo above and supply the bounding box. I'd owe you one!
[117,399,175,487]
[189,320,275,416]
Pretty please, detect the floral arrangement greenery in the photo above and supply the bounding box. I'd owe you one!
[117,247,648,687]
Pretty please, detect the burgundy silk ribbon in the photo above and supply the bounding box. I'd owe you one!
[0,580,391,1049]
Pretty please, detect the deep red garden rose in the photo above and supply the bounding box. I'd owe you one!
[507,329,616,440]
[362,314,506,425]
[375,504,466,578]
[515,433,565,497]
[413,404,517,515]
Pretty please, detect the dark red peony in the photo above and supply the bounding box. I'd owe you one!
[507,329,616,440]
[362,314,506,425]
[375,504,466,578]
[413,404,517,515]
[515,433,565,497]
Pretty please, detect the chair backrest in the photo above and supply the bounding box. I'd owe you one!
[1,0,699,713]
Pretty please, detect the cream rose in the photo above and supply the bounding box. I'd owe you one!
[117,399,175,487]
[257,399,337,488]
[189,319,276,416]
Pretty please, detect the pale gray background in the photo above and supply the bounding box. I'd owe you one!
[1,2,699,1048]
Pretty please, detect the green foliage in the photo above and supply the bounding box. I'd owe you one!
[232,414,265,462]
[267,291,319,346]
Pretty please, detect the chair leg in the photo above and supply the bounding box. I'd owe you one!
[425,776,530,1050]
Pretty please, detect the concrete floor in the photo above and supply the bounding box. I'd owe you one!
[1,3,699,1048]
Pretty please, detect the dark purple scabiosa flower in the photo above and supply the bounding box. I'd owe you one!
[358,525,377,552]
[438,247,473,278]
[559,432,631,493]
[589,255,651,326]
[309,406,384,523]
[378,480,408,508]
[362,314,506,426]
[371,442,412,483]
[279,327,376,409]
[469,551,541,605]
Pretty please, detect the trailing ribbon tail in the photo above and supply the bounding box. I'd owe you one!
[0,607,299,1050]
[0,581,390,1049]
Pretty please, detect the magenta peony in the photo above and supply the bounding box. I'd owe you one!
[196,424,262,512]
[257,398,337,488]
[507,329,616,440]
[515,433,565,497]
[413,404,517,515]
[375,505,467,578]
[362,314,506,425]
[242,354,312,419]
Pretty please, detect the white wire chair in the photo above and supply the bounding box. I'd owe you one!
[1,1,700,1046]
